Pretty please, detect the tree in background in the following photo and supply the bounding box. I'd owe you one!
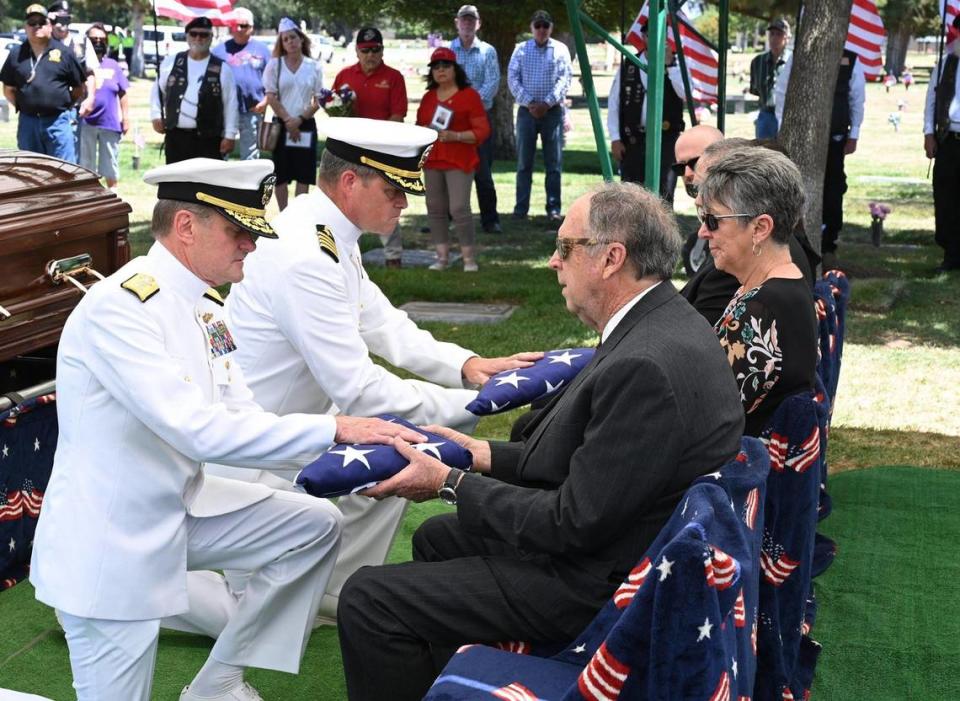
[880,0,939,77]
[778,0,854,255]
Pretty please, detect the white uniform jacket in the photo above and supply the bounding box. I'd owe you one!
[30,243,336,621]
[218,189,478,482]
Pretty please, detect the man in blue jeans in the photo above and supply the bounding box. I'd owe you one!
[748,18,790,140]
[507,9,572,222]
[451,4,502,233]
[0,4,85,162]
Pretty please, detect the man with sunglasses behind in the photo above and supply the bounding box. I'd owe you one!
[336,181,744,701]
[333,26,408,267]
[150,16,238,164]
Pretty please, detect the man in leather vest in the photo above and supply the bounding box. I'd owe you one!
[748,18,790,139]
[923,15,960,274]
[776,47,865,268]
[607,32,686,205]
[150,16,238,164]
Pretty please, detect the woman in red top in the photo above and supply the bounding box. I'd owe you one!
[416,47,490,272]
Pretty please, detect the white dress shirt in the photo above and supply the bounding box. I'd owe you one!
[30,242,336,620]
[601,282,661,344]
[775,53,865,139]
[607,54,686,139]
[150,52,239,138]
[262,55,324,118]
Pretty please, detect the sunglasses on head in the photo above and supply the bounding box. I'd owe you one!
[188,30,212,38]
[26,19,47,28]
[359,46,383,54]
[696,206,756,232]
[555,237,599,260]
[432,60,454,69]
[533,21,551,29]
[670,156,699,177]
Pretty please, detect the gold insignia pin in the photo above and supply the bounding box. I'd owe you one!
[202,312,213,323]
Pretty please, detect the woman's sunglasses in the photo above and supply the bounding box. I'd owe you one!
[670,156,699,177]
[696,207,756,232]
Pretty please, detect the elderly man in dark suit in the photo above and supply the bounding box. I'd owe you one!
[336,181,744,701]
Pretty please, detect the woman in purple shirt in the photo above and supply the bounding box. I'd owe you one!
[80,23,129,190]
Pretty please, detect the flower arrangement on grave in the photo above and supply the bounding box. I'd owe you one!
[868,202,891,247]
[317,85,356,117]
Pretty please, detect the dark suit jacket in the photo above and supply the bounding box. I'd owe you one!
[681,233,818,327]
[455,282,744,587]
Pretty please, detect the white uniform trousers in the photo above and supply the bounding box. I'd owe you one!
[62,489,342,701]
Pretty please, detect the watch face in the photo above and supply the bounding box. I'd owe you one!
[438,486,458,506]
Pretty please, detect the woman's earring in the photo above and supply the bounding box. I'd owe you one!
[752,238,763,257]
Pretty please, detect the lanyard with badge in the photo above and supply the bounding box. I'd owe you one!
[27,51,45,83]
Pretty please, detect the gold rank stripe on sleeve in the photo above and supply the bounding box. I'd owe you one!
[120,273,160,303]
[203,288,225,306]
[316,225,339,263]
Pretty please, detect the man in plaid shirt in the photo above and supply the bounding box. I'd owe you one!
[507,9,572,222]
[450,4,502,234]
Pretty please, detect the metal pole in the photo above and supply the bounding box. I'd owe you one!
[567,0,614,180]
[0,380,56,414]
[668,0,699,126]
[644,0,665,193]
[579,14,647,73]
[717,0,729,132]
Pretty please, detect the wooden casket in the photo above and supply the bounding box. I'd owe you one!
[0,150,132,390]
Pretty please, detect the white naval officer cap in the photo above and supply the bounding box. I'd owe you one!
[319,117,438,196]
[143,158,278,238]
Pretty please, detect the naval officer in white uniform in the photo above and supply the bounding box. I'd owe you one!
[29,158,425,701]
[202,118,540,619]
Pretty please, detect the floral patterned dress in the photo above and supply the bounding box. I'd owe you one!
[714,277,818,436]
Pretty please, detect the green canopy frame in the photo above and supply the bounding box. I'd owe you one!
[564,0,729,189]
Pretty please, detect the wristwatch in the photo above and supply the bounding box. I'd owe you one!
[438,468,467,506]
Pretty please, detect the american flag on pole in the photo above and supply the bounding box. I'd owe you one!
[844,0,885,81]
[625,1,720,103]
[154,0,236,26]
[941,0,960,48]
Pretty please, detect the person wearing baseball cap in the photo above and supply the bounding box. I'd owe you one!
[31,156,427,701]
[507,8,572,222]
[451,4,503,233]
[149,14,240,163]
[416,46,490,271]
[0,3,86,162]
[210,118,541,630]
[332,25,410,266]
[748,17,791,139]
[212,7,272,160]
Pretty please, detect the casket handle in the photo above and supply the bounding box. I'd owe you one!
[45,254,106,294]
[0,302,10,320]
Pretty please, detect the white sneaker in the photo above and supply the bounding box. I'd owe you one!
[463,261,479,272]
[180,681,264,701]
[428,260,448,271]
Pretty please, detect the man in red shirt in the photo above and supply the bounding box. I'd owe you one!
[334,27,408,267]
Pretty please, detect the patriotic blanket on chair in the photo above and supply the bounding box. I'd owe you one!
[466,349,595,416]
[813,270,850,410]
[425,437,770,701]
[296,415,473,498]
[755,392,828,701]
[1,394,57,591]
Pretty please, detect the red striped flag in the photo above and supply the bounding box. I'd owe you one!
[845,0,885,81]
[577,642,630,701]
[743,487,759,530]
[154,0,236,26]
[765,432,789,473]
[493,682,540,701]
[494,640,530,655]
[943,0,960,48]
[709,671,731,701]
[785,427,820,474]
[625,2,720,104]
[705,546,738,590]
[734,589,746,628]
[613,557,651,608]
[761,549,799,586]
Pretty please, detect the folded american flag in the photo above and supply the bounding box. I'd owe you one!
[296,415,473,498]
[466,349,595,416]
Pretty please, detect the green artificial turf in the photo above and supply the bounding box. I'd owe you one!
[2,471,959,699]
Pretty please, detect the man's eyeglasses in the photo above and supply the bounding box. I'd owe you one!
[359,46,383,54]
[26,20,47,28]
[432,60,454,69]
[533,22,551,29]
[555,237,599,260]
[696,207,756,232]
[188,31,212,39]
[670,156,699,176]
[234,23,251,29]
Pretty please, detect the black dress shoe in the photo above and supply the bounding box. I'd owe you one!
[482,222,502,234]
